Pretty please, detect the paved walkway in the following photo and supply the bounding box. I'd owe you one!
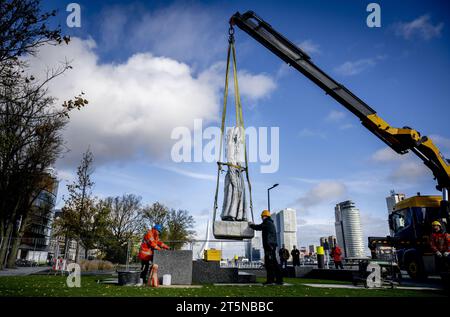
[303,283,443,291]
[0,266,49,277]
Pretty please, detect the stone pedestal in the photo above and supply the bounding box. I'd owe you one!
[153,250,193,285]
[192,261,257,284]
[294,266,315,278]
[192,260,238,284]
[213,221,254,240]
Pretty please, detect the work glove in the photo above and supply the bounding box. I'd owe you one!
[436,251,442,257]
[444,252,449,257]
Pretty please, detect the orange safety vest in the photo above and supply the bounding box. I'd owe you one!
[138,228,169,261]
[430,231,450,253]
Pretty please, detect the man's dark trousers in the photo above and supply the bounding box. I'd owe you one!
[264,247,283,284]
[140,260,151,283]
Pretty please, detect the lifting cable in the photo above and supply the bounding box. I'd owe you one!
[212,25,254,224]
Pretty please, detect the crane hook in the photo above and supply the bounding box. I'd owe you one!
[228,25,235,43]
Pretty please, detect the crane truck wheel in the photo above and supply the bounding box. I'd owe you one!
[405,256,426,280]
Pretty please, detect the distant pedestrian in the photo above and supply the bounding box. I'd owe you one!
[323,240,330,269]
[291,246,300,267]
[279,244,290,269]
[331,245,344,269]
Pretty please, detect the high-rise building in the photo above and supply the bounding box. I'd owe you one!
[17,173,58,264]
[385,191,406,236]
[272,208,297,253]
[334,200,365,258]
[246,233,263,261]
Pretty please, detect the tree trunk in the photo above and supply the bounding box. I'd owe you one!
[6,214,29,268]
[0,218,5,253]
[0,221,13,270]
[0,197,22,269]
[75,238,80,263]
[84,247,88,260]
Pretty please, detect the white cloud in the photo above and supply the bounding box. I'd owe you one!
[325,110,346,122]
[430,134,450,149]
[371,147,431,184]
[389,161,429,183]
[291,173,391,196]
[360,213,389,237]
[298,128,327,139]
[296,181,347,209]
[97,3,226,67]
[297,40,321,55]
[429,134,450,157]
[334,55,386,76]
[55,169,75,183]
[394,15,444,40]
[27,38,275,168]
[338,123,354,130]
[297,223,334,247]
[199,62,276,103]
[371,147,404,162]
[237,71,277,102]
[159,165,216,181]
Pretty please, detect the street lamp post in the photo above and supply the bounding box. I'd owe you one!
[267,183,279,211]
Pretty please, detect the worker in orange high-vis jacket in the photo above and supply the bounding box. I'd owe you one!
[430,221,450,272]
[138,224,170,284]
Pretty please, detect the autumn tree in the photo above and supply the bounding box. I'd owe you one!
[55,149,96,262]
[101,194,143,262]
[166,209,195,250]
[142,202,195,250]
[0,0,87,269]
[142,202,169,232]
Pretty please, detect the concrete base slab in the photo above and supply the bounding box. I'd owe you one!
[192,261,238,284]
[303,283,443,291]
[304,283,361,289]
[238,271,257,283]
[213,283,262,286]
[159,285,203,289]
[396,286,443,291]
[294,266,314,278]
[213,221,254,240]
[213,283,294,287]
[98,278,118,284]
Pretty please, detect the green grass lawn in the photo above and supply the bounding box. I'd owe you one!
[0,275,446,297]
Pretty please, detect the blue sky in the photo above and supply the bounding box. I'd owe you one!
[37,0,450,251]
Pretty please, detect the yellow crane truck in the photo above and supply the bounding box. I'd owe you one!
[229,11,450,280]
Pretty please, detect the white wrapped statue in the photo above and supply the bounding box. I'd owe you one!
[221,126,248,221]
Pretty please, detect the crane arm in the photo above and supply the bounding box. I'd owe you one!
[230,11,450,190]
